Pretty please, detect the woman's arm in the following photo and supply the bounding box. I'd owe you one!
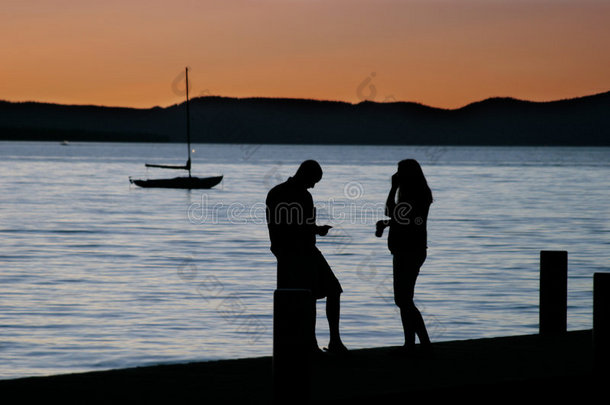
[385,174,399,219]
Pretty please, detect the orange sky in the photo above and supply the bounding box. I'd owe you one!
[1,0,609,109]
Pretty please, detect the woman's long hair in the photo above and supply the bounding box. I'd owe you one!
[396,159,433,205]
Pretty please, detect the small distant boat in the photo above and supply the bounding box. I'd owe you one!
[61,140,69,146]
[130,175,223,189]
[129,67,223,190]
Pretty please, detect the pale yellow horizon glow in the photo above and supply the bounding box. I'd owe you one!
[1,0,609,109]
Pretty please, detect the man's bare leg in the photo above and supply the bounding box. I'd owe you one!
[326,293,348,353]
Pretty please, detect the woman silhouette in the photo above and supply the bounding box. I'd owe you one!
[376,159,432,354]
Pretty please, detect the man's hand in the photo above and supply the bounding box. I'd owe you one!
[317,225,332,236]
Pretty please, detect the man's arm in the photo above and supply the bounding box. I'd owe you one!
[304,192,332,236]
[316,224,332,236]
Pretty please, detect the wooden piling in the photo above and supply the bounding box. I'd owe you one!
[273,289,313,405]
[593,272,610,374]
[539,250,568,336]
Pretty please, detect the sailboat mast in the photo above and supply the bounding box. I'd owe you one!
[185,67,192,178]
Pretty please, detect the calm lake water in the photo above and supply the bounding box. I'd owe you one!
[0,141,609,379]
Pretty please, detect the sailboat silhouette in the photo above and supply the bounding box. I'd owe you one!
[129,67,223,189]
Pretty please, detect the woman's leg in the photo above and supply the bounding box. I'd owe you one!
[400,302,430,346]
[393,251,430,347]
[399,305,416,347]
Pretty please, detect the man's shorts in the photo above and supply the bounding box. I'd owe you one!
[276,248,343,299]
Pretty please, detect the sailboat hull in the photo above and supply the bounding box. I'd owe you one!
[130,175,223,189]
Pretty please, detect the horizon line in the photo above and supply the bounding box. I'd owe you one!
[2,89,609,112]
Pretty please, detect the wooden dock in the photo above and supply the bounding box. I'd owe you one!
[2,255,606,403]
[0,330,601,403]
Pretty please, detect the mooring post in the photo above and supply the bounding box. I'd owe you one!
[539,250,568,336]
[273,289,313,405]
[594,272,610,374]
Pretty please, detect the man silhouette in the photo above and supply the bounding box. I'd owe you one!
[266,160,347,353]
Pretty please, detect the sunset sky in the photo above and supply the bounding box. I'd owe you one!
[1,0,609,109]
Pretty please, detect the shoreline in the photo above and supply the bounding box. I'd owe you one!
[0,330,600,402]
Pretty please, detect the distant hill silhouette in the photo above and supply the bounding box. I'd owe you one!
[1,92,609,145]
